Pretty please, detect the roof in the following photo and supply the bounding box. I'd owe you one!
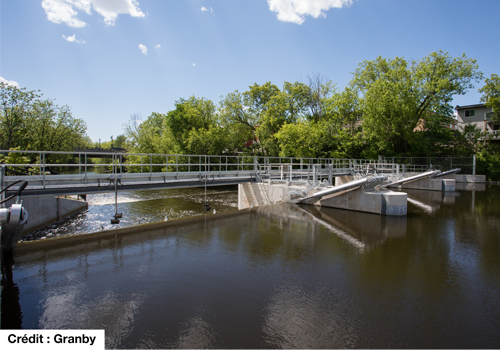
[454,103,486,110]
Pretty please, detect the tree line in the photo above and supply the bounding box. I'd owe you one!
[1,50,499,179]
[125,51,498,159]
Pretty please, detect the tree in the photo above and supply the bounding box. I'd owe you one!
[27,99,87,152]
[322,87,366,158]
[351,51,483,156]
[248,82,311,156]
[218,91,257,153]
[166,96,218,153]
[0,83,88,155]
[306,73,336,122]
[479,73,500,121]
[0,82,41,150]
[275,122,324,158]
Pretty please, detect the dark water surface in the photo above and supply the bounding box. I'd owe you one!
[2,185,500,348]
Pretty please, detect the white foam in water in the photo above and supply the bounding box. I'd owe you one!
[87,193,144,206]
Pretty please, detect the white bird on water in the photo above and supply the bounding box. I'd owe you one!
[213,208,216,214]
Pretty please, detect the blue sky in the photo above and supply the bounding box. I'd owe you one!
[1,0,499,142]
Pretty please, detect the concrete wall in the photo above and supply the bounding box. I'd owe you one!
[239,182,407,216]
[238,183,288,209]
[335,175,354,186]
[455,174,486,183]
[401,178,455,191]
[316,189,407,216]
[3,196,88,234]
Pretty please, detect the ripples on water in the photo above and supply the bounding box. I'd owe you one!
[21,186,239,241]
[3,185,500,348]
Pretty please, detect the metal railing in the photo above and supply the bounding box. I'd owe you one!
[0,149,403,178]
[380,156,475,174]
[0,150,476,191]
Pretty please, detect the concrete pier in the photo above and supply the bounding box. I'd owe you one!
[455,175,486,183]
[238,183,292,209]
[306,188,407,216]
[3,196,88,234]
[239,182,407,216]
[400,178,456,192]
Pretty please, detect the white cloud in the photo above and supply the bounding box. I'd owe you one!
[42,0,90,27]
[42,0,145,27]
[193,63,196,66]
[0,77,19,87]
[138,44,147,54]
[267,0,352,25]
[200,6,214,14]
[154,44,161,50]
[62,34,86,43]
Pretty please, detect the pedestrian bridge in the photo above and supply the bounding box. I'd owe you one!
[1,149,410,197]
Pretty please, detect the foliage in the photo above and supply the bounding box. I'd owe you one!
[114,51,499,179]
[0,147,31,175]
[351,51,483,156]
[166,97,218,153]
[476,143,500,181]
[0,82,88,161]
[275,122,324,158]
[479,73,500,121]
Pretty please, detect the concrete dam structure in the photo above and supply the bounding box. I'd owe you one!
[238,164,466,216]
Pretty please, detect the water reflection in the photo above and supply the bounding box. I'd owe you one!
[456,182,486,191]
[1,251,23,329]
[298,205,407,250]
[4,186,500,348]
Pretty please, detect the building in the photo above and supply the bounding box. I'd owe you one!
[454,103,499,139]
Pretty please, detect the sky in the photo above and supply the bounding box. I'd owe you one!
[1,0,499,142]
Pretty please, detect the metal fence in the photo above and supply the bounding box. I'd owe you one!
[380,156,475,175]
[0,149,476,178]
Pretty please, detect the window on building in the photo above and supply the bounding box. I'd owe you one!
[465,110,475,117]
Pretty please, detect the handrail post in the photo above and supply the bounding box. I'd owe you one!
[85,154,88,184]
[43,152,46,189]
[0,166,5,208]
[473,155,476,175]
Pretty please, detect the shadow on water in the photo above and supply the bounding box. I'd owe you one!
[1,185,500,348]
[1,251,23,329]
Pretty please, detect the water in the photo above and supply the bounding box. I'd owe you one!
[2,185,500,348]
[22,186,239,240]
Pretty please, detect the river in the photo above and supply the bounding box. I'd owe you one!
[1,184,500,348]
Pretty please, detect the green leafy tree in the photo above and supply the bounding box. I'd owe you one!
[218,91,258,154]
[1,83,88,155]
[166,96,219,153]
[479,73,500,121]
[351,51,483,156]
[275,122,324,158]
[306,73,336,122]
[0,82,41,150]
[27,99,88,152]
[321,87,366,158]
